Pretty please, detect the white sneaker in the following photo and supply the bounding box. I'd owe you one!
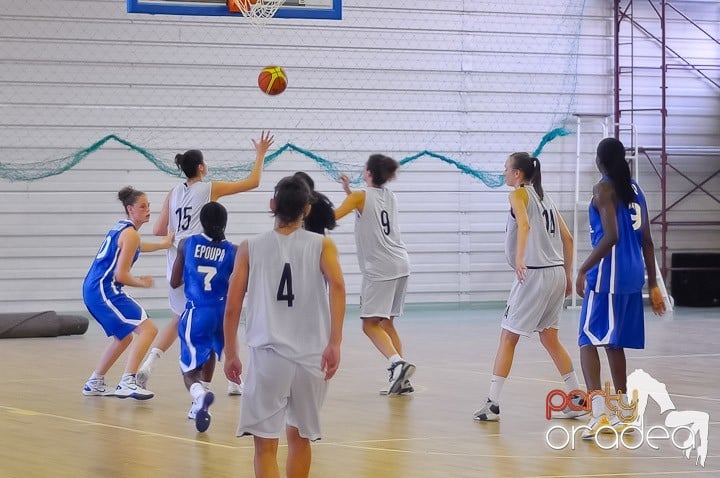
[473,398,500,421]
[114,375,154,400]
[83,378,111,396]
[581,414,613,439]
[187,401,199,420]
[227,380,244,396]
[194,391,215,433]
[386,361,416,396]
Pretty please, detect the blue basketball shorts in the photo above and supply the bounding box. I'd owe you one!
[84,290,148,340]
[178,303,225,373]
[578,289,645,349]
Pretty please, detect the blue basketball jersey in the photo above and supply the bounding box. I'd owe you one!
[586,179,647,294]
[82,220,139,298]
[182,234,236,308]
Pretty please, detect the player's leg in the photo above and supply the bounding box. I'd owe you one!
[137,286,185,387]
[473,328,519,421]
[83,334,132,396]
[254,436,280,478]
[114,319,157,400]
[379,318,402,356]
[539,328,588,418]
[286,426,311,478]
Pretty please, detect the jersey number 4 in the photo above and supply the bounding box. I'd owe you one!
[277,262,295,307]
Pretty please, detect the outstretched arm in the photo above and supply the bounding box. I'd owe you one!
[334,190,365,220]
[211,131,274,201]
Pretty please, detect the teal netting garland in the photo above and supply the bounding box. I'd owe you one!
[0,130,571,186]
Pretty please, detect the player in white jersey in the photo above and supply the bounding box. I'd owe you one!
[223,176,345,478]
[136,131,273,394]
[575,138,665,438]
[474,153,585,422]
[335,154,415,396]
[82,187,172,400]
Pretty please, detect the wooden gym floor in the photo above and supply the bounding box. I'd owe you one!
[2,303,719,477]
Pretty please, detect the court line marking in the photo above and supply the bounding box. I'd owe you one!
[526,470,720,477]
[0,404,245,450]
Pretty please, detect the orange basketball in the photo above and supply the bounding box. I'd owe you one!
[228,0,257,12]
[258,66,288,96]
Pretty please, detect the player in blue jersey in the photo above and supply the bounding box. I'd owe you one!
[576,138,666,437]
[170,202,237,432]
[82,186,173,400]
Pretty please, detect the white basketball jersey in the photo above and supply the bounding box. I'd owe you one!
[354,187,410,280]
[505,186,564,269]
[245,229,331,374]
[165,181,212,279]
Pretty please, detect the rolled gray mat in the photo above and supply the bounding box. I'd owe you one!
[0,311,89,339]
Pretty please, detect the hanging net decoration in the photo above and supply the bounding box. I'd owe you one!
[230,0,287,27]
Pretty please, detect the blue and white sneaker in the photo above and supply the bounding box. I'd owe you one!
[194,391,215,433]
[83,378,111,396]
[386,361,416,396]
[114,375,154,400]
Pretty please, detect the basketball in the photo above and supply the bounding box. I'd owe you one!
[228,0,257,12]
[258,66,288,96]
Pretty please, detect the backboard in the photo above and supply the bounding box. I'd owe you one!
[127,0,341,20]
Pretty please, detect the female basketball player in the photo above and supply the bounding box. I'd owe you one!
[137,131,274,395]
[82,186,172,400]
[474,152,585,421]
[170,202,236,432]
[576,137,665,437]
[223,176,345,478]
[293,171,337,235]
[335,154,415,396]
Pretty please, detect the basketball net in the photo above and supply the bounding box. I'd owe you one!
[231,0,286,27]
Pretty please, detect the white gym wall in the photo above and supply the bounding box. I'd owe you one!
[0,0,717,313]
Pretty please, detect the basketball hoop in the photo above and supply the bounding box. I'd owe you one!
[229,0,286,27]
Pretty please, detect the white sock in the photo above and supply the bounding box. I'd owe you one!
[562,370,581,394]
[89,371,104,381]
[488,375,506,403]
[190,382,206,401]
[388,354,403,365]
[591,394,606,418]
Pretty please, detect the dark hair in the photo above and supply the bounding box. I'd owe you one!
[304,191,336,234]
[174,149,204,179]
[117,186,145,214]
[293,171,315,191]
[509,152,544,200]
[200,202,228,242]
[292,172,336,234]
[366,154,399,186]
[273,176,312,225]
[596,137,635,206]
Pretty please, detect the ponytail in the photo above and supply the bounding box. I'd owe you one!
[509,152,544,200]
